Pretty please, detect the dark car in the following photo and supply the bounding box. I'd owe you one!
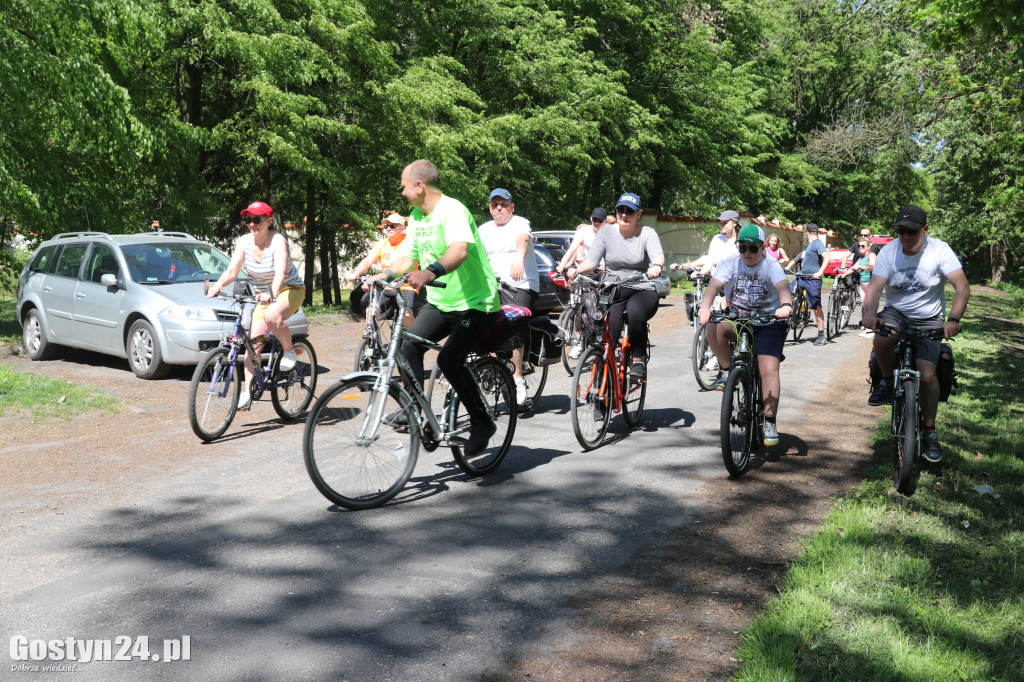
[534,244,570,315]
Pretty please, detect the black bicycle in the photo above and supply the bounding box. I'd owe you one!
[713,309,783,477]
[825,273,858,341]
[874,324,948,495]
[188,288,318,441]
[787,273,815,342]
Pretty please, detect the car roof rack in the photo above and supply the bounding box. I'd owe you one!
[52,232,111,240]
[133,231,197,239]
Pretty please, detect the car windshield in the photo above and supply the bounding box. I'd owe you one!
[121,242,234,284]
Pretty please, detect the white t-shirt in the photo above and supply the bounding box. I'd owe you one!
[712,253,788,313]
[566,226,598,263]
[873,236,962,320]
[707,233,737,265]
[477,214,539,291]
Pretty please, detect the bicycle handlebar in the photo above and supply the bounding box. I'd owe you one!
[873,323,946,340]
[710,309,781,325]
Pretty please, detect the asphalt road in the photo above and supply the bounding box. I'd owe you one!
[0,301,870,680]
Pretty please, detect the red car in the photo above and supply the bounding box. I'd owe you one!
[823,235,894,275]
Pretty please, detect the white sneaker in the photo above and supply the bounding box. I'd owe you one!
[763,421,779,447]
[515,379,528,406]
[237,391,252,411]
[859,330,874,338]
[279,349,298,371]
[569,345,583,360]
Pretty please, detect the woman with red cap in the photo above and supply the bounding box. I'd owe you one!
[207,201,305,410]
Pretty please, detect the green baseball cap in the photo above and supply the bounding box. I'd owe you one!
[737,224,764,243]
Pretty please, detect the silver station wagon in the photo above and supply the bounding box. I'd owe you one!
[16,231,309,378]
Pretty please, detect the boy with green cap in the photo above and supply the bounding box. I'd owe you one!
[698,224,793,446]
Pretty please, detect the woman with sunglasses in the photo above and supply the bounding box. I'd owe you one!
[207,201,305,410]
[569,193,665,381]
[841,239,875,303]
[348,213,421,327]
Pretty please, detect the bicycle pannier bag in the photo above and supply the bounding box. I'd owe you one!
[580,288,605,337]
[937,342,956,402]
[684,291,696,322]
[529,316,565,366]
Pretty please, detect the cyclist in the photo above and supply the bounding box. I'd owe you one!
[349,212,422,329]
[764,233,789,264]
[841,238,875,336]
[206,201,305,410]
[477,187,539,406]
[672,210,739,278]
[698,224,792,446]
[556,207,606,275]
[861,205,970,463]
[569,192,666,381]
[793,223,828,346]
[385,159,502,457]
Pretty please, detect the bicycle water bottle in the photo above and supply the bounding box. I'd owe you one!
[738,333,750,354]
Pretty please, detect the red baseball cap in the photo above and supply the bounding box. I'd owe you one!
[240,201,273,218]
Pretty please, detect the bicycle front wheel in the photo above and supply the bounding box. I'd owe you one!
[792,291,808,341]
[519,356,548,412]
[825,291,841,341]
[188,347,241,441]
[692,323,721,390]
[571,347,612,450]
[841,288,856,328]
[721,366,755,477]
[303,377,419,510]
[450,356,517,476]
[621,366,647,428]
[272,338,319,420]
[893,379,918,495]
[558,309,579,376]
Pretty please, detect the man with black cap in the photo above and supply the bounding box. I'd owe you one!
[861,205,970,463]
[673,209,739,278]
[793,222,829,345]
[557,207,607,274]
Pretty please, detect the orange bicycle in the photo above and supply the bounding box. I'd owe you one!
[569,273,650,450]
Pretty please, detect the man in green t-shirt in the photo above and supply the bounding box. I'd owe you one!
[385,159,501,456]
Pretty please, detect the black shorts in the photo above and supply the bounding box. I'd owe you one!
[752,321,788,360]
[879,308,943,364]
[498,286,537,312]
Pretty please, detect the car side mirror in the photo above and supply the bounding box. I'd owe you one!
[100,273,119,288]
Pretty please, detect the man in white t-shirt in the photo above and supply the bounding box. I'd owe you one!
[477,188,539,406]
[862,205,970,463]
[556,206,606,274]
[673,210,739,278]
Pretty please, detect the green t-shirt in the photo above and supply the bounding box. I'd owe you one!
[399,195,500,313]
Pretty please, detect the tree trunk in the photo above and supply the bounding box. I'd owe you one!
[989,238,1009,283]
[330,230,342,304]
[304,180,320,306]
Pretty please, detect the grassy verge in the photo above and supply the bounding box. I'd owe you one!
[0,364,119,419]
[735,286,1024,680]
[0,299,19,346]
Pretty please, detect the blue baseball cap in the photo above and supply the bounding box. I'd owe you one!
[489,188,512,201]
[615,193,641,211]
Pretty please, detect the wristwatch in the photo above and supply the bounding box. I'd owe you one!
[947,317,960,324]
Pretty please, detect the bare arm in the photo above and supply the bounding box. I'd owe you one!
[944,269,970,339]
[510,232,529,281]
[206,242,246,297]
[406,241,469,289]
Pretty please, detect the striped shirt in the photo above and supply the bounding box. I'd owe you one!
[241,232,304,293]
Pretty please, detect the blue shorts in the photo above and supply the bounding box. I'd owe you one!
[752,321,788,360]
[796,277,822,309]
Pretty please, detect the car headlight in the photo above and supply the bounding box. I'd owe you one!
[161,304,219,321]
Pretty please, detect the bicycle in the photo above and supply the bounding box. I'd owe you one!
[188,286,319,441]
[492,280,551,412]
[557,274,587,375]
[874,323,948,495]
[713,308,784,477]
[825,273,859,341]
[569,272,650,450]
[787,272,814,342]
[353,276,417,373]
[674,267,727,391]
[302,277,517,510]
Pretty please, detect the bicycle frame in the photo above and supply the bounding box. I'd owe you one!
[209,295,282,398]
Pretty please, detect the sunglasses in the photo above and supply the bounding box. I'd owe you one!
[896,226,922,236]
[616,207,636,216]
[591,217,603,222]
[737,243,761,254]
[383,224,400,230]
[242,216,266,225]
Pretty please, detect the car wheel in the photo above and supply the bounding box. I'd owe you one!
[22,309,57,360]
[127,319,170,379]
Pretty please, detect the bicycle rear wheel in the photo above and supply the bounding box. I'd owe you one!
[571,347,612,450]
[893,379,918,495]
[841,288,856,328]
[188,347,240,441]
[692,323,721,390]
[450,356,517,476]
[558,309,580,376]
[792,290,808,341]
[271,338,319,420]
[721,366,755,477]
[303,376,419,510]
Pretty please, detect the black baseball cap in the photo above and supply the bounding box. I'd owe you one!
[895,205,927,230]
[805,223,819,233]
[591,207,608,221]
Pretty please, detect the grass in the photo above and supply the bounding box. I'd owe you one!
[0,364,119,419]
[0,298,19,346]
[734,285,1024,680]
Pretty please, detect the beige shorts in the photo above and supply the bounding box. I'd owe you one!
[253,285,305,322]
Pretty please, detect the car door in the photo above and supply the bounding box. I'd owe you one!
[43,243,88,340]
[73,243,126,350]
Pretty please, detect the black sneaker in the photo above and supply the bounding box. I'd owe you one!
[813,333,827,346]
[464,419,497,458]
[628,361,646,383]
[868,379,892,406]
[922,430,943,463]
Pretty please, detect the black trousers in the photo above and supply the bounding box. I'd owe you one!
[402,304,498,422]
[607,287,658,358]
